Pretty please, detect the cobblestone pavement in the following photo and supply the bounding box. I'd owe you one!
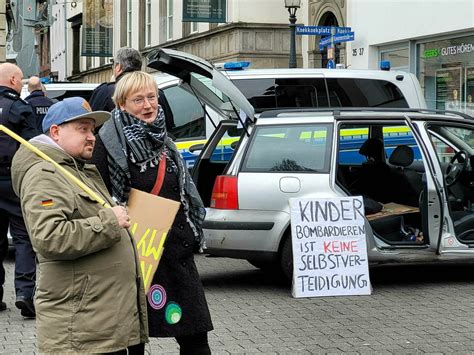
[2,252,474,354]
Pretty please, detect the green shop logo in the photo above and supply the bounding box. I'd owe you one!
[423,48,440,58]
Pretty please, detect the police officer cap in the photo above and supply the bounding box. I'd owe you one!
[42,97,110,133]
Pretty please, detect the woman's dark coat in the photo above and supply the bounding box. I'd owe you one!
[93,136,213,337]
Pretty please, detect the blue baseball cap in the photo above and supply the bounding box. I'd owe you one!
[42,97,110,133]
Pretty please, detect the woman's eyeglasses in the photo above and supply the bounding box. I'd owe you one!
[128,95,157,106]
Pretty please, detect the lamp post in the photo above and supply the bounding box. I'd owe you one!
[285,0,301,68]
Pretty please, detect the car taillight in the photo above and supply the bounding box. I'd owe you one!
[210,175,238,210]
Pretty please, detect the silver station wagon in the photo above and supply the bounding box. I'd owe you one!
[192,109,474,280]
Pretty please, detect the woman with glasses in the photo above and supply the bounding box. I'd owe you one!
[92,71,213,355]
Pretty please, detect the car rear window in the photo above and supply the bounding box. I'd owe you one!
[242,123,332,173]
[232,77,409,111]
[162,85,205,140]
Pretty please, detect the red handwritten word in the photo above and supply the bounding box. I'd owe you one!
[323,240,358,253]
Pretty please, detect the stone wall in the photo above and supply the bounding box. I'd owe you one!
[76,22,304,83]
[152,22,302,69]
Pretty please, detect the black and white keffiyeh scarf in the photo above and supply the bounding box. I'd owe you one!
[98,108,206,247]
[121,108,167,172]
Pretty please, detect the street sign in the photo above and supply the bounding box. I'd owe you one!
[333,32,355,44]
[319,36,332,50]
[327,59,335,69]
[296,26,351,36]
[319,32,355,50]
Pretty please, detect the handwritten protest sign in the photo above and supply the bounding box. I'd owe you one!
[290,196,371,298]
[127,188,180,293]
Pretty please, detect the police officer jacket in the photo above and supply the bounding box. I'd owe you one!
[25,90,55,133]
[0,86,38,176]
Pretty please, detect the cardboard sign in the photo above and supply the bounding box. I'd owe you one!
[290,196,371,298]
[127,188,180,293]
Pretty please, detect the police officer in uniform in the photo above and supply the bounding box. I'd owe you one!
[0,63,38,317]
[89,47,142,112]
[25,76,55,132]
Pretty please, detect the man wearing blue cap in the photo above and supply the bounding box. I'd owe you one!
[11,97,148,354]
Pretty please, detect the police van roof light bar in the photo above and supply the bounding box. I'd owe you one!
[223,61,250,70]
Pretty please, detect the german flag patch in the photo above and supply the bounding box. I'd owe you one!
[41,199,54,207]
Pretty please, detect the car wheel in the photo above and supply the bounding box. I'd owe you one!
[280,235,293,282]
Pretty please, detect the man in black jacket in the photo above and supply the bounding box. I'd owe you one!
[89,47,142,112]
[0,63,38,318]
[25,76,55,132]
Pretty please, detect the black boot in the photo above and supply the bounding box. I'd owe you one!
[15,296,35,318]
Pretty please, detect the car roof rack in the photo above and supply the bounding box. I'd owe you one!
[259,107,473,120]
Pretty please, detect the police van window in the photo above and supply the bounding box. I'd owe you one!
[232,78,328,112]
[382,125,421,161]
[326,78,409,108]
[161,85,205,140]
[209,126,243,163]
[242,123,332,172]
[338,126,369,165]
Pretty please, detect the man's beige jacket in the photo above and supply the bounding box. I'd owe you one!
[11,135,148,354]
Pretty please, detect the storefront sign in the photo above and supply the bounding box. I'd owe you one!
[183,0,226,23]
[289,197,371,298]
[82,0,113,57]
[424,43,474,58]
[423,48,440,58]
[441,43,474,56]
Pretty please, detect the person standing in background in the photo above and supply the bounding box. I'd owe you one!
[89,47,142,112]
[25,76,55,132]
[0,63,38,318]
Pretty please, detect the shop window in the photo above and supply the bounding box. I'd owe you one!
[418,35,474,113]
[381,48,409,71]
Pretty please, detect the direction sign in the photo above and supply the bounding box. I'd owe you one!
[327,59,335,69]
[296,26,351,36]
[333,32,355,44]
[319,31,355,50]
[319,36,332,48]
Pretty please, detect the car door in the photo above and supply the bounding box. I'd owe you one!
[417,120,474,253]
[405,117,446,252]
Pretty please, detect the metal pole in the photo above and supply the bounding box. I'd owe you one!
[64,2,68,81]
[288,7,297,68]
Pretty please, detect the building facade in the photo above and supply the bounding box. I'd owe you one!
[59,0,348,83]
[346,0,474,112]
[4,0,51,77]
